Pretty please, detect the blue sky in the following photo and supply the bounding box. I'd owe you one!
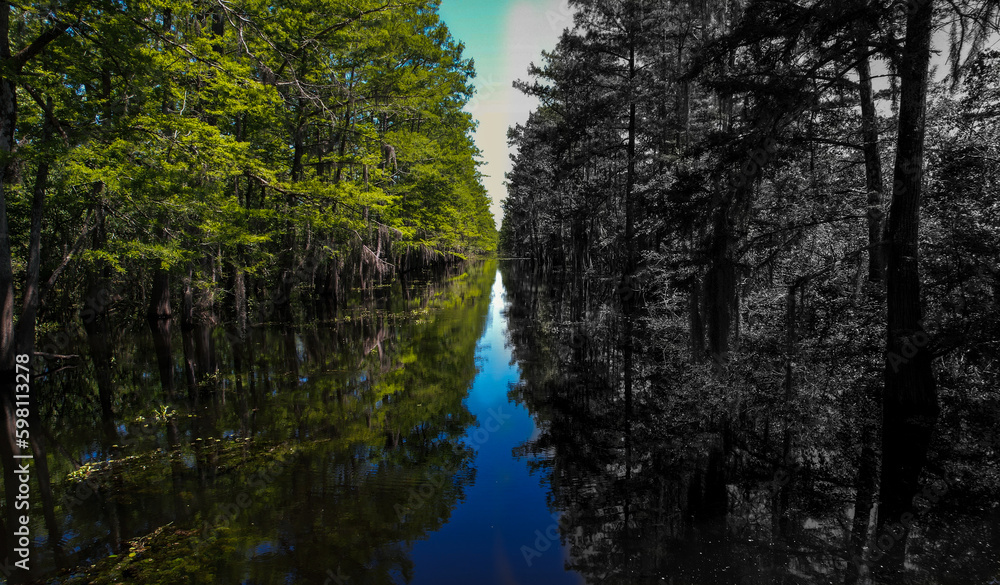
[438,0,572,228]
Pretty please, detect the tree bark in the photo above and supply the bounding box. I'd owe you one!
[703,192,738,368]
[856,55,885,282]
[875,0,939,578]
[0,8,67,568]
[334,69,356,184]
[0,0,69,366]
[233,264,247,336]
[846,438,877,584]
[13,102,50,356]
[181,267,195,330]
[149,316,175,399]
[688,278,704,363]
[82,197,118,446]
[0,79,17,374]
[624,27,637,286]
[148,266,171,320]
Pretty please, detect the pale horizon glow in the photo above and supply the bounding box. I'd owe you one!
[440,0,573,229]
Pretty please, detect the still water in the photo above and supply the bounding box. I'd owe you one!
[407,271,582,585]
[31,261,583,584]
[24,259,1000,584]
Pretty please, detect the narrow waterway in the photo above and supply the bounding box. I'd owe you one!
[27,259,1000,585]
[407,269,583,584]
[31,260,588,585]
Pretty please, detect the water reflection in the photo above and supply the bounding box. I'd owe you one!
[406,269,583,585]
[20,259,1000,584]
[32,261,495,583]
[498,259,999,585]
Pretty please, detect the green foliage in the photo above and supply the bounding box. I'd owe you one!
[9,0,496,338]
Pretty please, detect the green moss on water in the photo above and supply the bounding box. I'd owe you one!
[43,525,227,585]
[65,439,298,495]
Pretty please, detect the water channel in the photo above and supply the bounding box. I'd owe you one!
[21,259,1000,584]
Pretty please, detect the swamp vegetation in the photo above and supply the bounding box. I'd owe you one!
[0,0,997,584]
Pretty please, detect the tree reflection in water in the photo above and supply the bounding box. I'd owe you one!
[500,259,999,585]
[32,261,495,584]
[16,259,1000,584]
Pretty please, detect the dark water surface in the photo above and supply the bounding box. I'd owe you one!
[28,261,582,584]
[21,260,1000,584]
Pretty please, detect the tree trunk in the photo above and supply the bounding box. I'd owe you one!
[82,197,118,446]
[13,102,49,357]
[704,196,737,368]
[0,10,67,567]
[333,70,355,184]
[688,278,704,363]
[624,33,637,286]
[196,251,217,325]
[785,284,795,405]
[149,315,175,398]
[148,266,171,320]
[31,431,64,566]
[234,264,247,336]
[181,267,195,330]
[181,325,199,402]
[0,78,17,373]
[846,438,877,584]
[857,55,885,282]
[875,0,938,578]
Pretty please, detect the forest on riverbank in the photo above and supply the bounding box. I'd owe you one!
[500,0,1000,582]
[0,0,496,569]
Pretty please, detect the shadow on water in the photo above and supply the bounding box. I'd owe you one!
[498,259,999,585]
